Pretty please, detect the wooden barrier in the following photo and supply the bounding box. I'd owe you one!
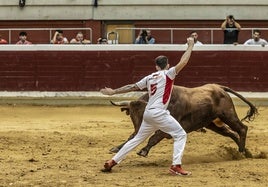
[0,45,267,92]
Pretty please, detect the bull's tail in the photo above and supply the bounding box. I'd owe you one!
[220,86,258,121]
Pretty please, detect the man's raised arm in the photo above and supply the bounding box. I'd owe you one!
[100,84,140,96]
[175,37,195,74]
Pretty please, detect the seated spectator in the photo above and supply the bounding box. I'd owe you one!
[51,30,69,44]
[0,34,8,44]
[97,38,108,44]
[244,29,268,46]
[135,30,155,44]
[70,32,91,44]
[16,31,32,45]
[188,31,203,45]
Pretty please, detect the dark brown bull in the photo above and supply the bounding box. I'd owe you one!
[110,84,258,157]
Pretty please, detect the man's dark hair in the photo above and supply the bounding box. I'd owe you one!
[141,30,147,37]
[253,29,261,34]
[56,30,63,34]
[228,15,234,20]
[155,55,168,69]
[19,31,27,36]
[98,37,107,43]
[190,30,197,35]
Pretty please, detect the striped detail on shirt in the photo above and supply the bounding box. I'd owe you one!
[162,75,173,104]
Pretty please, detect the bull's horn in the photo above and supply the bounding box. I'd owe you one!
[110,100,131,106]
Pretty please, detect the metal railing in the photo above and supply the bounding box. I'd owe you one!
[115,27,268,44]
[0,28,92,44]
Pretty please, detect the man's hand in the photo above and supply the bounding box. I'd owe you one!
[187,37,195,46]
[175,37,194,74]
[100,87,115,95]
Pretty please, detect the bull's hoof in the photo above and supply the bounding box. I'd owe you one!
[109,147,120,153]
[137,149,148,157]
[244,148,253,158]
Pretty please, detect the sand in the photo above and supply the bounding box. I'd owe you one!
[0,105,267,187]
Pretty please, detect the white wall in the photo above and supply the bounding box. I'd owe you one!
[0,0,93,20]
[0,0,268,20]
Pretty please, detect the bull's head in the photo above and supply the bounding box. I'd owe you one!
[110,100,131,115]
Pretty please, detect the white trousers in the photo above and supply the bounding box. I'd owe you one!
[112,108,187,165]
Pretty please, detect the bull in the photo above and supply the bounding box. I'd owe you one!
[109,84,258,157]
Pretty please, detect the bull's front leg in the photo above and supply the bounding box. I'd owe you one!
[109,132,136,153]
[137,130,172,157]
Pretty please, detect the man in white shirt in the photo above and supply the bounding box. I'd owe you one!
[244,29,268,46]
[187,31,203,45]
[100,38,195,176]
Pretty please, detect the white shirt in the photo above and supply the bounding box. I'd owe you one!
[135,67,177,110]
[194,41,203,45]
[185,41,203,45]
[244,38,268,45]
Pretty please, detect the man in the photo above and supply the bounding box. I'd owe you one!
[70,32,91,44]
[16,31,32,45]
[100,37,195,175]
[51,30,69,44]
[221,15,241,44]
[135,30,155,44]
[188,31,203,45]
[244,29,268,46]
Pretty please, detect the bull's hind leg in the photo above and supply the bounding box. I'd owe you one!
[219,112,248,152]
[206,119,240,147]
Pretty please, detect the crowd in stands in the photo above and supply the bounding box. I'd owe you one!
[0,16,267,46]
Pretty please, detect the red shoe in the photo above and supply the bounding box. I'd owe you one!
[169,165,191,176]
[101,160,117,172]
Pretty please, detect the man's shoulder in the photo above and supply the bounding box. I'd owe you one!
[195,41,203,45]
[260,38,268,43]
[244,38,253,44]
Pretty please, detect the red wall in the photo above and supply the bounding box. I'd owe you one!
[0,46,267,92]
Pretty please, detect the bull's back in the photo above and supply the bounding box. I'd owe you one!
[139,83,228,108]
[169,84,232,124]
[171,84,229,105]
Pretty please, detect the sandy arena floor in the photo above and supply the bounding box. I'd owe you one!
[0,105,267,187]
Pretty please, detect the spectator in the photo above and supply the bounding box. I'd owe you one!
[188,31,203,45]
[244,29,268,46]
[51,30,69,44]
[70,32,91,44]
[146,30,155,44]
[97,37,108,44]
[16,31,32,45]
[0,34,8,44]
[221,15,241,44]
[135,30,155,44]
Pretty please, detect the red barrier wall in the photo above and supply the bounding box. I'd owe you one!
[0,45,267,92]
